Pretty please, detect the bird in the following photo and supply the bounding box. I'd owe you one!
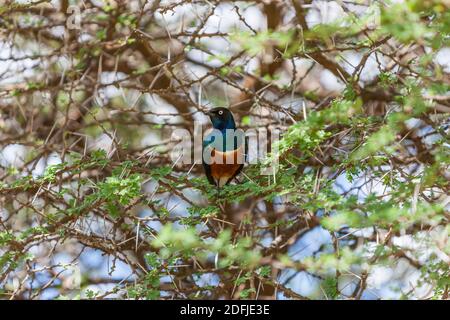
[202,107,247,189]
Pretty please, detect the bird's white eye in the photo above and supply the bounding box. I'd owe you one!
[218,110,223,115]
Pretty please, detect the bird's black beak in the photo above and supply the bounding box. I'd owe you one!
[205,110,214,117]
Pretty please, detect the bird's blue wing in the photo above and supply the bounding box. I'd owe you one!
[202,134,216,186]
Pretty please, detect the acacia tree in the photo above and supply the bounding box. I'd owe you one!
[0,0,448,300]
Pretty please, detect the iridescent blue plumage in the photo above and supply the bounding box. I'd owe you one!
[202,108,246,188]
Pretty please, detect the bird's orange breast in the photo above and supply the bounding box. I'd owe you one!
[209,147,244,186]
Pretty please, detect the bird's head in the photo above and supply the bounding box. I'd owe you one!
[206,107,236,131]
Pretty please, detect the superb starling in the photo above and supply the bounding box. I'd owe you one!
[202,107,246,188]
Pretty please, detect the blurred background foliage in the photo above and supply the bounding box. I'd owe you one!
[0,0,448,299]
